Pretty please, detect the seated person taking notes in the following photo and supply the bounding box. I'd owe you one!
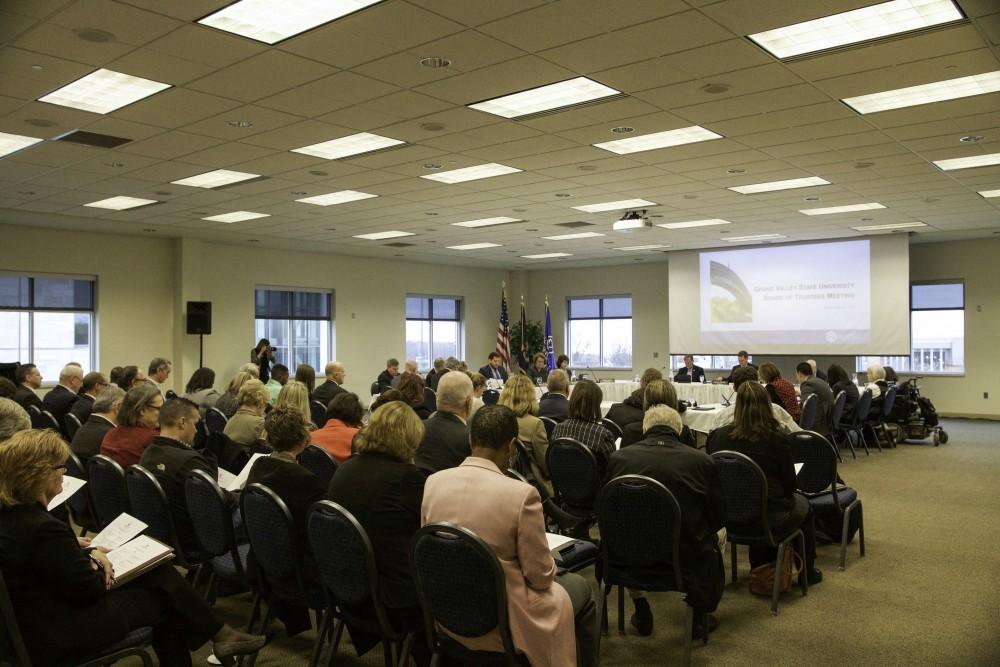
[673,355,705,383]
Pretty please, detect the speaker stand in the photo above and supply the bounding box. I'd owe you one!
[199,334,204,369]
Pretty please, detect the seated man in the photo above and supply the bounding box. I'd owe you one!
[807,359,827,382]
[139,398,236,554]
[146,357,172,394]
[265,363,289,405]
[796,361,834,435]
[722,350,755,383]
[41,364,82,430]
[313,361,347,406]
[478,352,509,383]
[673,355,705,383]
[390,359,419,389]
[422,405,596,667]
[414,371,473,475]
[70,372,107,424]
[607,405,725,638]
[13,363,43,412]
[377,358,399,392]
[70,386,124,460]
[708,367,801,434]
[538,369,570,421]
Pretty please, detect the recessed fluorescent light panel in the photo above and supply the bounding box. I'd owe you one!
[541,232,605,240]
[296,190,378,206]
[843,71,1000,114]
[447,243,502,250]
[420,163,522,184]
[978,189,1000,198]
[726,234,787,242]
[171,169,261,189]
[656,219,731,230]
[38,68,171,114]
[84,196,158,210]
[468,77,621,119]
[594,126,722,154]
[614,244,671,251]
[0,132,43,158]
[748,0,964,60]
[353,230,414,240]
[451,217,522,228]
[291,132,405,160]
[521,253,572,259]
[800,202,886,215]
[573,199,657,213]
[728,176,830,194]
[852,222,928,231]
[198,0,386,44]
[202,211,271,223]
[933,153,1000,171]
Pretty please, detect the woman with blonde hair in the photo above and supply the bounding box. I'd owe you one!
[223,379,269,449]
[215,370,256,418]
[276,380,315,429]
[326,401,429,663]
[0,430,265,666]
[498,373,550,487]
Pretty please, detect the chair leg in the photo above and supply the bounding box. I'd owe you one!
[798,533,808,599]
[730,543,738,583]
[241,605,273,667]
[598,580,610,636]
[855,427,870,456]
[617,586,625,634]
[397,634,415,667]
[843,428,857,459]
[770,543,785,616]
[330,618,346,656]
[682,605,693,667]
[857,502,865,559]
[309,609,329,667]
[382,639,394,667]
[246,592,262,633]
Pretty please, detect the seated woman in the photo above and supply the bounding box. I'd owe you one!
[310,392,363,464]
[620,379,695,447]
[498,373,550,491]
[223,379,268,450]
[398,373,431,420]
[276,380,315,430]
[468,372,486,419]
[758,362,801,423]
[604,368,662,431]
[551,379,617,475]
[706,382,822,585]
[862,363,888,419]
[182,367,219,418]
[215,370,256,418]
[326,401,429,664]
[555,354,574,381]
[827,364,859,423]
[0,430,264,667]
[100,384,162,468]
[527,353,549,386]
[294,364,316,397]
[370,388,403,413]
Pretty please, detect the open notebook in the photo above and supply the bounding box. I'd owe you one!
[90,513,174,588]
[216,453,268,492]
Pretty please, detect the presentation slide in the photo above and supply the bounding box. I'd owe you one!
[668,235,911,356]
[698,240,870,346]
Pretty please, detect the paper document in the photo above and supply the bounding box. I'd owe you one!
[106,535,174,587]
[615,437,622,450]
[546,533,576,552]
[223,453,267,492]
[47,476,86,511]
[794,463,804,474]
[92,513,148,550]
[216,467,238,489]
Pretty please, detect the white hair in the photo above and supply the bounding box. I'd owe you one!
[642,405,682,434]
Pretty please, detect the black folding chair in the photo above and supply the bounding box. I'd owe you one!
[597,475,706,665]
[310,400,328,428]
[799,394,818,431]
[599,418,623,440]
[204,431,252,475]
[308,501,415,667]
[539,416,558,442]
[126,466,205,578]
[846,389,873,456]
[0,572,154,667]
[298,444,338,486]
[546,437,603,538]
[788,431,865,570]
[64,451,98,535]
[873,386,899,448]
[711,451,808,615]
[828,391,848,461]
[240,484,326,667]
[410,523,529,667]
[87,454,131,530]
[26,405,44,429]
[423,387,437,413]
[64,413,83,441]
[39,409,62,433]
[370,381,380,396]
[205,407,228,434]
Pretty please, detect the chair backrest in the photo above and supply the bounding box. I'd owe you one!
[799,394,818,430]
[40,410,61,433]
[710,450,777,544]
[298,444,338,486]
[482,389,500,406]
[504,468,529,484]
[539,416,558,441]
[204,431,250,474]
[411,523,518,657]
[125,465,181,554]
[597,475,683,589]
[853,389,873,426]
[423,386,437,412]
[87,454,130,529]
[184,470,238,559]
[786,431,839,499]
[64,413,83,440]
[310,400,327,428]
[0,571,32,666]
[240,483,301,582]
[830,390,847,430]
[26,404,44,429]
[205,407,228,434]
[881,385,898,419]
[63,451,91,519]
[546,437,602,510]
[599,417,623,439]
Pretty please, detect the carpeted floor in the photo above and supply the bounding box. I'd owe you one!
[190,418,1000,667]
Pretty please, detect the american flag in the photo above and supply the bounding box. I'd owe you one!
[496,285,510,371]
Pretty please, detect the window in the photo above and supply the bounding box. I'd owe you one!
[567,296,632,369]
[669,354,753,371]
[406,296,461,371]
[857,281,964,375]
[0,274,95,381]
[254,288,332,371]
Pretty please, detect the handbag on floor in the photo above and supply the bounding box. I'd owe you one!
[748,546,802,596]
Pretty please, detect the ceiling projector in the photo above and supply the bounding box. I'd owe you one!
[612,210,651,232]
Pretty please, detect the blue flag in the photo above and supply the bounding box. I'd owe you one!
[544,299,555,370]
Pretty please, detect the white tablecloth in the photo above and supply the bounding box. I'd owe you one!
[534,381,734,406]
[683,405,727,434]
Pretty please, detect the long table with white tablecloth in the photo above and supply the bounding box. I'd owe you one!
[534,381,735,406]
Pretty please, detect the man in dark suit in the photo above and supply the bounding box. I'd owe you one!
[13,363,43,411]
[607,405,725,639]
[796,362,835,435]
[415,371,473,475]
[313,361,347,407]
[478,352,509,383]
[139,398,235,553]
[41,364,83,432]
[376,358,399,393]
[723,350,755,383]
[70,386,123,459]
[538,369,570,421]
[69,372,107,425]
[673,355,705,383]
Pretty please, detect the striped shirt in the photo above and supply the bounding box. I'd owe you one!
[551,418,617,470]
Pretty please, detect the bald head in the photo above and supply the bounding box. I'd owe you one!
[325,361,346,384]
[436,371,473,418]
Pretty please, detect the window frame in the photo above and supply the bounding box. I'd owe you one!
[405,294,464,372]
[0,271,97,384]
[253,286,334,371]
[566,294,633,371]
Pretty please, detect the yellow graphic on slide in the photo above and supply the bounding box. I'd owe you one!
[709,261,752,323]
